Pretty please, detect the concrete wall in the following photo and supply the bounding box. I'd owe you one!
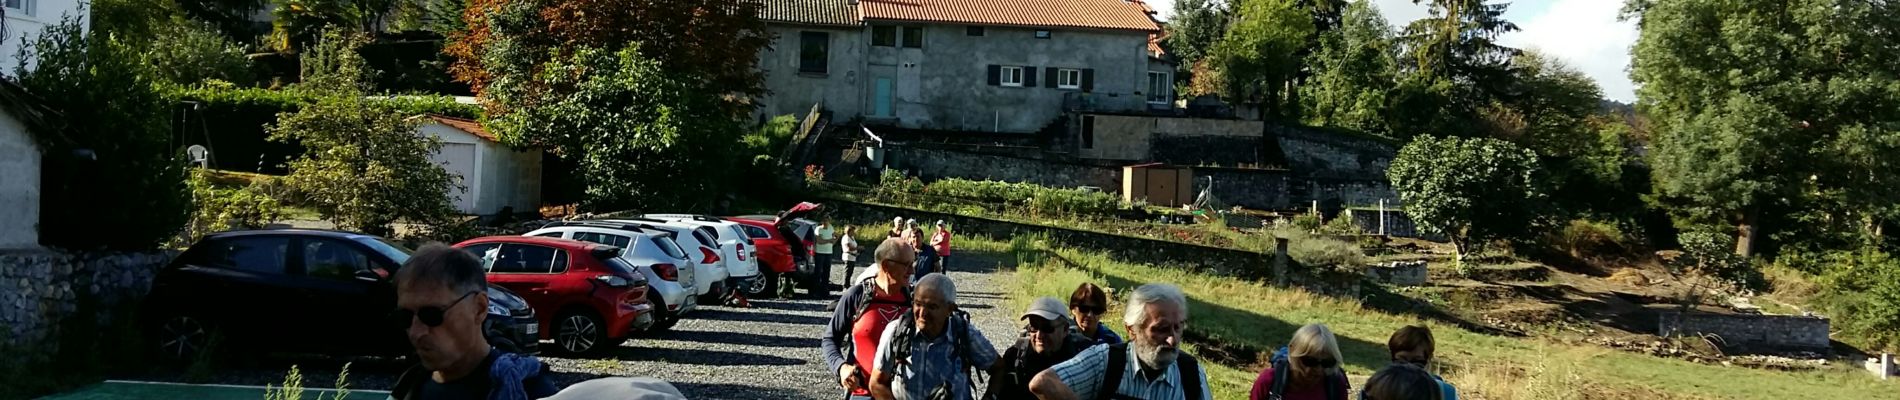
[0,110,39,250]
[0,0,84,72]
[891,144,1122,193]
[1077,114,1264,162]
[757,24,866,121]
[1193,167,1291,210]
[868,24,1153,133]
[1657,311,1832,354]
[0,250,173,354]
[1273,125,1397,181]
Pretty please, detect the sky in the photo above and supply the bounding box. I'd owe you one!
[1148,0,1640,102]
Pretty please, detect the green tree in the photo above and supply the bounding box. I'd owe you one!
[1391,0,1521,138]
[1627,0,1900,257]
[19,14,192,250]
[145,18,256,86]
[1388,136,1545,261]
[1207,0,1314,119]
[1163,0,1230,85]
[1299,0,1396,135]
[483,45,744,210]
[266,0,400,52]
[174,0,271,39]
[268,31,458,237]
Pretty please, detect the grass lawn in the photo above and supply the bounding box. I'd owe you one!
[964,235,1897,400]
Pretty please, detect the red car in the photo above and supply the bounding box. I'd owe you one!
[727,203,821,296]
[453,236,653,355]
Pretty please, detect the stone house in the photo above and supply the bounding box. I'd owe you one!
[1,0,85,71]
[0,79,62,250]
[754,0,1170,133]
[417,115,542,216]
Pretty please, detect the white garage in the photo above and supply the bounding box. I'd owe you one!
[418,115,543,216]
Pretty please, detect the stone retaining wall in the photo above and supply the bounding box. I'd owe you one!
[890,145,1123,193]
[1657,311,1831,354]
[0,250,174,356]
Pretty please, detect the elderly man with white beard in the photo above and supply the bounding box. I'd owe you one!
[1028,283,1210,400]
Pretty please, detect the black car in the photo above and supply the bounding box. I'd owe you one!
[147,229,539,361]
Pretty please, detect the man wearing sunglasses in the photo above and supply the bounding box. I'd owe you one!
[1030,283,1210,400]
[986,296,1091,400]
[389,245,559,400]
[824,238,918,400]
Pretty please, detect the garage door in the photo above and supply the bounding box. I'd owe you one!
[434,142,478,213]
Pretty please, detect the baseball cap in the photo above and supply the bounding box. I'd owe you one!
[935,220,945,226]
[1021,296,1066,322]
[543,377,686,400]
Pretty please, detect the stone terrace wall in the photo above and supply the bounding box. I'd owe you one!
[1657,311,1831,354]
[0,250,173,355]
[1271,125,1397,181]
[1193,167,1292,210]
[890,144,1123,194]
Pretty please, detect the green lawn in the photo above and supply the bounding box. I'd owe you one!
[974,235,1896,400]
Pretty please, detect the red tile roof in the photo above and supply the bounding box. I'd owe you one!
[860,0,1161,32]
[427,115,500,142]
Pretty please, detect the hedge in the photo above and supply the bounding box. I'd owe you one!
[167,86,481,173]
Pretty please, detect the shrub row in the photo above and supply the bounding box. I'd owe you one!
[167,86,480,173]
[920,178,1122,217]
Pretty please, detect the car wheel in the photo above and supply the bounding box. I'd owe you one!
[154,314,214,362]
[554,310,612,355]
[698,281,728,305]
[648,291,678,332]
[746,273,774,297]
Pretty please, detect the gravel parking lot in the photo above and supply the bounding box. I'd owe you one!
[116,256,1021,400]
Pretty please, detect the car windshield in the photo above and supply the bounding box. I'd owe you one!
[358,237,414,265]
[651,236,688,260]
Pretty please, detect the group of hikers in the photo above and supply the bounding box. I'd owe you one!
[822,234,1462,400]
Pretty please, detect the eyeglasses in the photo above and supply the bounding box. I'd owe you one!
[390,290,479,329]
[1025,319,1058,334]
[1071,304,1105,316]
[1298,356,1338,369]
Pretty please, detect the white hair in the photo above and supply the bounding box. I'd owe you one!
[1123,283,1187,327]
[915,273,957,304]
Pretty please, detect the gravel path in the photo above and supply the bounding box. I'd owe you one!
[110,253,1023,400]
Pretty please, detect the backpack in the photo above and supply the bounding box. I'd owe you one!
[1098,343,1204,400]
[887,308,986,399]
[1265,346,1345,400]
[839,277,913,379]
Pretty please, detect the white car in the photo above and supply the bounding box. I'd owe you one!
[524,222,698,330]
[607,218,730,303]
[641,214,764,296]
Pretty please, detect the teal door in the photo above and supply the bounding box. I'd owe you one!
[873,78,893,117]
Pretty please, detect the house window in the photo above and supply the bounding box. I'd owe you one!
[967,26,985,36]
[902,26,924,48]
[5,0,32,16]
[1058,69,1081,89]
[1147,71,1171,104]
[1001,66,1024,87]
[799,31,829,74]
[1035,30,1052,39]
[873,26,896,46]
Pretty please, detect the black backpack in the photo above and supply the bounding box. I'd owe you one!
[1264,359,1345,400]
[886,308,986,399]
[1098,343,1205,400]
[838,277,912,381]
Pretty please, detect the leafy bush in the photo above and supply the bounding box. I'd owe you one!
[1813,250,1900,352]
[874,169,924,202]
[269,31,459,237]
[144,17,254,86]
[1389,136,1547,261]
[180,169,285,246]
[1289,235,1367,269]
[23,14,192,250]
[922,178,1121,217]
[1672,231,1760,289]
[1319,214,1362,236]
[1551,219,1632,261]
[1290,214,1323,232]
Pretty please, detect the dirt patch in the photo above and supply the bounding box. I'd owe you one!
[1609,268,1652,287]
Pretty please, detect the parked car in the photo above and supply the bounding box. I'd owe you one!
[727,202,823,295]
[524,222,698,331]
[453,236,654,355]
[485,285,539,355]
[640,214,763,299]
[604,218,730,303]
[145,229,539,361]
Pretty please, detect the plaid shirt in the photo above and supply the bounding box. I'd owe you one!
[872,319,999,400]
[1048,343,1211,400]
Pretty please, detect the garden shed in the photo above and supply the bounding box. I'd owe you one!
[418,115,543,216]
[1123,163,1192,207]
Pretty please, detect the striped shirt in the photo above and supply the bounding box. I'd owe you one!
[1048,343,1212,400]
